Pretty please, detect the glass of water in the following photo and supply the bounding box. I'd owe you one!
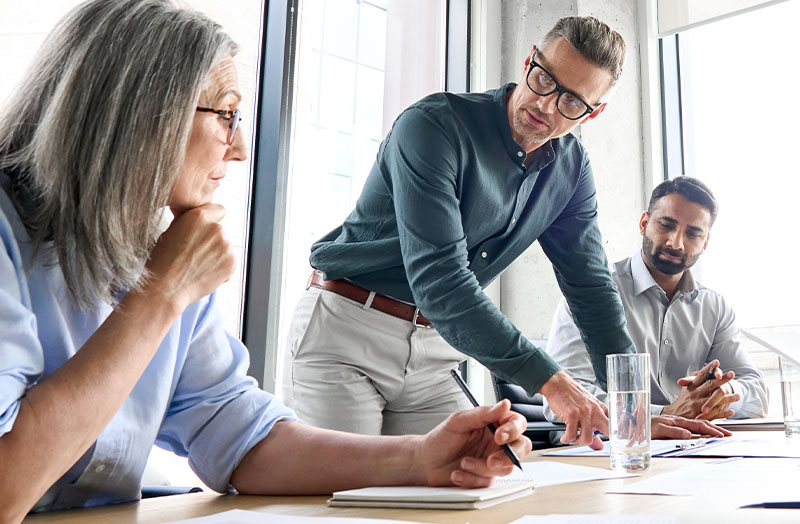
[607,353,651,472]
[779,357,800,437]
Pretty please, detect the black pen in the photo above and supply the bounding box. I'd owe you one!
[450,369,523,471]
[741,501,800,509]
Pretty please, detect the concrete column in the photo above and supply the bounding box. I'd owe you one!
[498,0,645,338]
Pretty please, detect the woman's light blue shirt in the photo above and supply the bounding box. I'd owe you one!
[0,174,295,511]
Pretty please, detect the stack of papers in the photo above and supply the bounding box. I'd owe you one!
[542,439,720,458]
[544,435,800,458]
[327,481,534,510]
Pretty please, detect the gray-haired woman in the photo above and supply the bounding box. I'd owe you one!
[0,0,530,520]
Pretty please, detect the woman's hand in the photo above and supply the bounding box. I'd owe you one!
[145,204,235,311]
[413,399,532,488]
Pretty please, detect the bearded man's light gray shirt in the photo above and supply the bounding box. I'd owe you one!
[544,251,768,420]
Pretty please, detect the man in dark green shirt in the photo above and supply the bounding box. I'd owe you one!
[283,16,721,444]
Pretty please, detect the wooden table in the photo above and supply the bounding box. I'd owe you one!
[23,432,800,524]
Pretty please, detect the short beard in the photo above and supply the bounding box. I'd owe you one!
[512,109,550,147]
[642,236,688,275]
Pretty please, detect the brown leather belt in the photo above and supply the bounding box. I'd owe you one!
[308,271,432,327]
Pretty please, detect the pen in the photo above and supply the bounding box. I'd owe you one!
[449,370,523,471]
[741,501,800,509]
[705,362,718,382]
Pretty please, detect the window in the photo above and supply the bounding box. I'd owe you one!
[0,1,261,337]
[660,0,800,417]
[274,0,447,397]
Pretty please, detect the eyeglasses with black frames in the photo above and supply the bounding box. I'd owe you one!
[525,52,597,121]
[196,107,242,145]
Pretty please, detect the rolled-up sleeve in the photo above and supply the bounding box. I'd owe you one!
[0,218,43,436]
[384,107,560,395]
[155,297,296,492]
[537,157,635,388]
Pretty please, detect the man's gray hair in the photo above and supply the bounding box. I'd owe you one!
[0,0,238,309]
[543,16,626,86]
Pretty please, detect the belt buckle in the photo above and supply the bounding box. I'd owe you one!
[412,308,430,328]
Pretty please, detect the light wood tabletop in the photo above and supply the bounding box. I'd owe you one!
[22,431,800,524]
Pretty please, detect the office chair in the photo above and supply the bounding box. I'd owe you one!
[491,339,564,448]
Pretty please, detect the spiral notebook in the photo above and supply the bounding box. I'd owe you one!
[327,481,535,510]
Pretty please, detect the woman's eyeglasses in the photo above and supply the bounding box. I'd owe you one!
[196,107,242,145]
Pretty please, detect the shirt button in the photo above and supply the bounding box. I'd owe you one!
[517,151,524,158]
[664,339,671,346]
[511,218,516,224]
[95,464,106,473]
[481,251,488,259]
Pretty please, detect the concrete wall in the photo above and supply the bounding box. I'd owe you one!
[497,0,646,338]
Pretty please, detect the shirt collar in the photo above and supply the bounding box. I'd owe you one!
[631,250,699,301]
[495,83,556,170]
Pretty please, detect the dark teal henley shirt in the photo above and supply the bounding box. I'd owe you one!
[310,84,635,393]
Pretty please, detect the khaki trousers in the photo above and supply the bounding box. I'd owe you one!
[281,287,471,435]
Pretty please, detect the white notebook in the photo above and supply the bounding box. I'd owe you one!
[327,481,535,510]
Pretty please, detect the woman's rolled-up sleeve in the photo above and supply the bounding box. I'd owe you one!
[0,218,44,437]
[155,295,296,493]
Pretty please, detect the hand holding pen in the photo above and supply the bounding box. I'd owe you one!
[673,360,740,420]
[676,360,732,391]
[450,370,523,470]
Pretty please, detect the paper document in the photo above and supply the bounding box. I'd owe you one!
[712,417,784,431]
[498,460,636,487]
[542,438,721,458]
[610,457,800,507]
[509,515,678,524]
[327,481,534,510]
[546,434,800,458]
[169,509,424,523]
[660,435,800,458]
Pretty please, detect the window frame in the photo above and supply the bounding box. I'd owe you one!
[242,0,471,391]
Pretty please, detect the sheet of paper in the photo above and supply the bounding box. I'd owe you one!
[712,417,784,431]
[169,509,424,524]
[673,435,800,458]
[542,434,800,459]
[542,439,698,457]
[498,460,637,487]
[610,457,800,506]
[509,515,677,524]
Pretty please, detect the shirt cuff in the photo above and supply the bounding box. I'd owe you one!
[727,379,745,415]
[651,404,665,416]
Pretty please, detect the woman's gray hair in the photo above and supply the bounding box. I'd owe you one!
[543,16,626,87]
[0,0,238,309]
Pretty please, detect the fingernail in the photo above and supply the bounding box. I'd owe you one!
[499,431,509,443]
[452,471,464,483]
[461,458,474,471]
[488,456,503,469]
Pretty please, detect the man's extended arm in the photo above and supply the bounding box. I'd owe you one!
[537,154,635,388]
[543,297,662,419]
[383,108,606,446]
[542,298,613,421]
